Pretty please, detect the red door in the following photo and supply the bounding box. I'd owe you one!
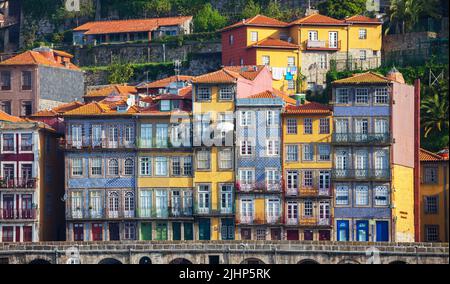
[15,226,20,242]
[23,226,32,242]
[92,223,103,241]
[286,229,299,240]
[73,223,84,241]
[21,194,32,219]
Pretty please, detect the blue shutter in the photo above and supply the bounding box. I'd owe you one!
[376,221,389,242]
[356,220,369,241]
[337,220,349,241]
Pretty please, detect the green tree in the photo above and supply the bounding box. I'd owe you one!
[265,0,283,20]
[421,81,449,138]
[317,0,367,19]
[193,3,228,33]
[144,0,172,17]
[241,0,261,19]
[108,62,135,84]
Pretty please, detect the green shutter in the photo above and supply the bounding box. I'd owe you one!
[156,223,167,240]
[198,218,211,240]
[184,222,193,240]
[141,223,152,240]
[172,222,181,240]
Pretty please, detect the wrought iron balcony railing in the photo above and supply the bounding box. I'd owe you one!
[236,182,282,193]
[332,169,391,180]
[0,178,37,189]
[0,208,37,220]
[305,40,341,51]
[59,137,136,150]
[332,133,391,144]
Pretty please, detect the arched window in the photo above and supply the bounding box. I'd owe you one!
[124,192,135,215]
[108,159,119,176]
[124,159,134,176]
[108,191,119,218]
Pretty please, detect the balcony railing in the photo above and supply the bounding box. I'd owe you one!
[59,138,136,150]
[332,133,391,145]
[137,137,192,149]
[0,178,37,189]
[236,182,282,193]
[0,208,37,220]
[332,169,391,180]
[136,207,194,218]
[66,209,104,219]
[286,218,298,225]
[305,40,341,51]
[286,217,331,226]
[286,187,331,197]
[106,210,135,219]
[237,216,282,225]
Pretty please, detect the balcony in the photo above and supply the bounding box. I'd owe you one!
[0,178,37,189]
[236,182,282,194]
[0,208,37,220]
[236,216,282,225]
[332,169,391,181]
[286,187,331,197]
[305,40,341,51]
[332,133,391,145]
[66,209,104,219]
[299,216,331,227]
[286,218,298,225]
[107,210,135,219]
[136,207,194,218]
[59,138,136,150]
[137,138,191,150]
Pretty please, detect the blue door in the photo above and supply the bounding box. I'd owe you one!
[356,220,369,241]
[337,220,349,241]
[376,221,389,242]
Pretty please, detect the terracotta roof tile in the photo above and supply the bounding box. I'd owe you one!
[0,110,27,122]
[137,75,193,90]
[345,15,382,24]
[283,101,332,114]
[221,15,288,31]
[249,90,296,105]
[85,84,137,98]
[53,49,74,58]
[249,38,299,49]
[0,50,80,70]
[332,72,391,85]
[420,148,447,161]
[192,66,265,84]
[30,101,85,117]
[290,13,346,26]
[74,16,192,35]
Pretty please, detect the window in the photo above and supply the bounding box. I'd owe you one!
[2,133,14,152]
[160,100,171,111]
[239,169,254,187]
[359,50,367,60]
[266,169,279,188]
[251,31,258,42]
[355,88,369,104]
[425,196,439,214]
[229,34,234,45]
[108,125,118,148]
[375,119,389,134]
[124,159,134,175]
[240,111,252,126]
[91,125,102,146]
[267,198,280,221]
[220,185,233,213]
[124,192,134,214]
[318,144,331,161]
[288,56,295,67]
[219,86,234,100]
[156,124,168,148]
[319,171,330,191]
[0,101,11,114]
[155,157,168,176]
[124,222,136,240]
[140,124,152,148]
[319,118,330,134]
[355,185,369,206]
[287,118,297,134]
[336,88,349,104]
[304,118,312,134]
[266,110,276,126]
[197,87,211,101]
[262,55,270,66]
[424,167,438,184]
[21,101,32,116]
[336,185,349,205]
[183,156,193,176]
[1,71,11,90]
[304,200,313,216]
[91,158,102,176]
[302,144,314,161]
[286,145,298,162]
[197,150,210,170]
[308,31,318,41]
[89,192,102,217]
[266,140,279,156]
[287,171,299,190]
[198,185,210,213]
[359,29,367,39]
[256,228,266,240]
[319,54,327,69]
[240,140,254,156]
[425,225,439,242]
[374,185,389,206]
[303,170,313,188]
[108,159,119,176]
[287,202,298,221]
[21,164,32,180]
[139,157,151,176]
[139,190,152,217]
[172,157,181,176]
[108,191,119,217]
[22,71,32,90]
[72,158,83,176]
[375,88,389,104]
[219,149,233,169]
[287,80,295,90]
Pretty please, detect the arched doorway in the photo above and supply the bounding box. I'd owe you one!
[98,258,122,264]
[389,261,408,264]
[169,258,193,264]
[241,258,265,264]
[298,259,320,264]
[29,259,51,264]
[139,256,152,264]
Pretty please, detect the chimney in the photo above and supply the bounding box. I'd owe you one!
[386,67,405,84]
[33,46,56,62]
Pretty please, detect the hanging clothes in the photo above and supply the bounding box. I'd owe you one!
[272,67,285,80]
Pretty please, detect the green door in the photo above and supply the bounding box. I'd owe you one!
[198,218,211,240]
[172,222,181,240]
[156,223,167,240]
[184,222,193,240]
[141,223,152,240]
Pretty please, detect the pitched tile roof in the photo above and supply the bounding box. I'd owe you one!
[74,16,192,35]
[53,49,74,58]
[221,15,288,31]
[137,75,193,90]
[332,72,392,85]
[84,84,137,98]
[420,148,447,162]
[0,110,27,122]
[191,66,265,84]
[30,101,85,117]
[283,101,332,114]
[345,15,382,24]
[63,100,140,116]
[290,13,346,26]
[0,50,80,70]
[249,38,299,49]
[0,110,55,131]
[249,90,296,105]
[154,86,192,100]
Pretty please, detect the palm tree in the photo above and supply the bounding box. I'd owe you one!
[421,82,449,137]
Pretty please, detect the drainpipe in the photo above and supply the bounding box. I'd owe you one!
[413,79,421,242]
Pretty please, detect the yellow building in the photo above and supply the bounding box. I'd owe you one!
[419,148,449,242]
[281,101,333,240]
[221,13,382,93]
